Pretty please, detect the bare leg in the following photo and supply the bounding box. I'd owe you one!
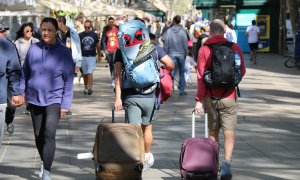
[250,50,254,61]
[209,129,219,143]
[224,130,235,161]
[142,124,153,153]
[83,74,88,89]
[87,74,93,90]
[253,49,257,64]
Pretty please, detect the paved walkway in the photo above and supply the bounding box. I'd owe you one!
[0,52,299,180]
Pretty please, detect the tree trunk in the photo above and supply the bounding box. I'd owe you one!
[279,0,287,55]
[287,0,300,32]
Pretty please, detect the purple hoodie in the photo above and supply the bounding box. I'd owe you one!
[21,40,74,110]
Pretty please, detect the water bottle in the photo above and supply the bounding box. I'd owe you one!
[234,51,241,76]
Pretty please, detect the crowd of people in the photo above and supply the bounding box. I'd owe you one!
[0,13,258,180]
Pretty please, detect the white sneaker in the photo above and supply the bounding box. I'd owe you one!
[39,161,44,178]
[144,152,154,171]
[42,169,51,180]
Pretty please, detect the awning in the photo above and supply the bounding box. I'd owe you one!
[151,0,168,12]
[194,0,273,9]
[81,1,142,17]
[0,0,78,13]
[131,0,166,17]
[0,0,49,15]
[0,0,36,11]
[36,0,78,12]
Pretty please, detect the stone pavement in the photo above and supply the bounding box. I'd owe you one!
[0,52,299,180]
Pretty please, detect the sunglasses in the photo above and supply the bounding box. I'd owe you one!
[26,30,33,33]
[84,26,91,29]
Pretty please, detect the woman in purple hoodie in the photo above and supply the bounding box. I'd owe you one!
[21,17,74,180]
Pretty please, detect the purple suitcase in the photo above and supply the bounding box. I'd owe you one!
[179,112,218,179]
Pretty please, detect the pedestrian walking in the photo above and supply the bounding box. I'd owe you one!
[74,15,85,33]
[0,24,22,148]
[194,19,246,180]
[163,15,189,96]
[189,17,204,61]
[5,22,40,135]
[246,20,260,64]
[21,17,74,180]
[224,17,237,43]
[56,15,82,115]
[185,51,197,85]
[150,20,161,42]
[100,16,119,87]
[114,18,174,171]
[15,22,40,65]
[79,19,100,95]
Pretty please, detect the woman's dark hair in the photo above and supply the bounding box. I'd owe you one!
[15,23,34,41]
[40,17,59,31]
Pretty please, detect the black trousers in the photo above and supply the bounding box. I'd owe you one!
[29,103,60,171]
[105,51,115,78]
[5,90,16,125]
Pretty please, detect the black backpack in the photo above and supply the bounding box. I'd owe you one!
[204,42,242,90]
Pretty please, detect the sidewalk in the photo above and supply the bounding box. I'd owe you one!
[0,52,299,180]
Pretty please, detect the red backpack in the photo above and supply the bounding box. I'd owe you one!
[159,66,173,103]
[105,28,119,53]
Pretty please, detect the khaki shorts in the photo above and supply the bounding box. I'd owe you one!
[203,97,238,131]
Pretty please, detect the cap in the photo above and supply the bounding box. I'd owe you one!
[0,24,9,32]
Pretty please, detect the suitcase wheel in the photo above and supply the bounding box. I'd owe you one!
[135,162,143,172]
[95,163,104,173]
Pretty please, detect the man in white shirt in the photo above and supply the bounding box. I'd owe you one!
[246,20,260,64]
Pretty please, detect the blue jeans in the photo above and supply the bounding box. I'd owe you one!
[0,103,7,149]
[171,55,186,93]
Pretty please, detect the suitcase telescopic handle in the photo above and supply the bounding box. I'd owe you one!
[192,110,208,138]
[112,106,128,123]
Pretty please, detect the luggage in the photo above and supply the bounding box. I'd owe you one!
[93,108,144,180]
[179,112,219,180]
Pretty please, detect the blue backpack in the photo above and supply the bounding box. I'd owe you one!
[118,20,159,94]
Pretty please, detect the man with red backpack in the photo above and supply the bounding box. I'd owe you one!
[100,17,119,85]
[194,19,246,180]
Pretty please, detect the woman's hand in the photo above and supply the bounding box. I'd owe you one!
[60,109,69,118]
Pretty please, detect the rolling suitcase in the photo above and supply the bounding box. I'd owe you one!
[93,108,144,180]
[179,111,219,180]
